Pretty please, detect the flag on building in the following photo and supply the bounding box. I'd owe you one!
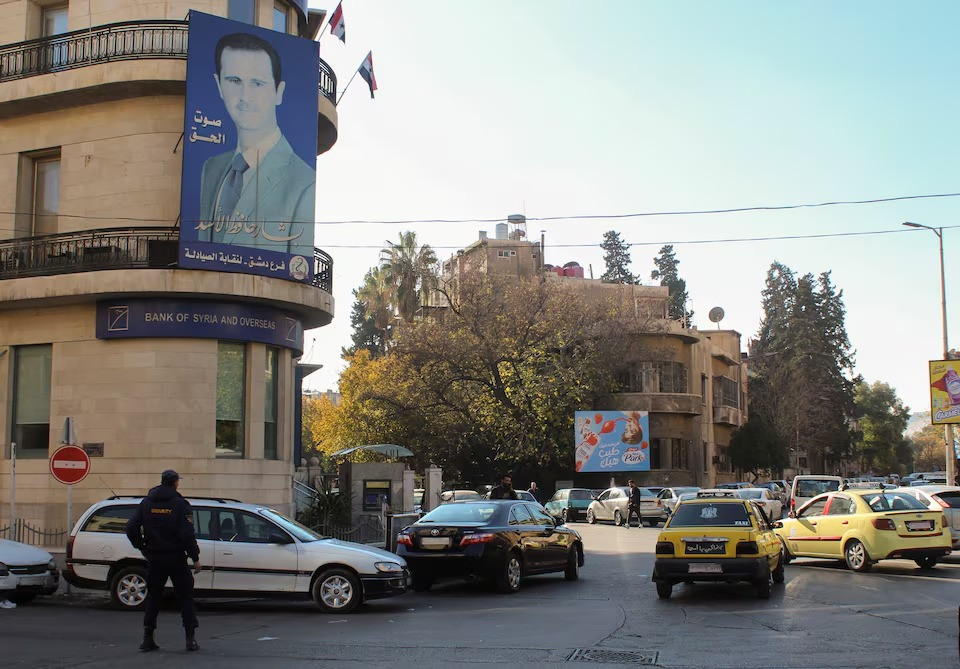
[359,51,377,98]
[329,1,346,42]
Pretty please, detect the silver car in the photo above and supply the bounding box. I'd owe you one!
[586,486,661,527]
[659,487,701,517]
[897,485,960,550]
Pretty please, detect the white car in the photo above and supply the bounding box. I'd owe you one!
[736,488,783,520]
[0,539,60,605]
[897,485,960,550]
[64,496,409,613]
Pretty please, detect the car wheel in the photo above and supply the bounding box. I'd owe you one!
[779,538,794,565]
[843,539,872,573]
[411,572,434,592]
[614,510,624,527]
[772,548,786,584]
[9,594,36,605]
[312,568,361,613]
[656,581,673,599]
[496,552,523,594]
[110,565,148,610]
[561,508,568,524]
[564,547,580,581]
[754,570,772,599]
[587,510,596,524]
[915,556,938,569]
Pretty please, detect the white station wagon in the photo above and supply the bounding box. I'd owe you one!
[63,496,409,613]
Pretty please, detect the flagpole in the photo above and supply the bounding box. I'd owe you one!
[336,68,360,105]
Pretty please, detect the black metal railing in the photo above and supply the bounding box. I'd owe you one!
[0,519,67,547]
[0,20,337,103]
[0,227,334,293]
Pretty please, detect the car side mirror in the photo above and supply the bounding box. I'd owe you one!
[787,511,796,519]
[269,533,292,544]
[772,520,783,529]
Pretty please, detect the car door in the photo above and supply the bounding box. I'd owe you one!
[816,494,856,557]
[527,503,568,568]
[593,489,613,521]
[212,509,298,592]
[785,496,829,557]
[658,489,673,519]
[191,507,216,590]
[749,503,781,569]
[508,503,544,570]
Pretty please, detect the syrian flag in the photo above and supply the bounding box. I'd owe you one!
[359,51,377,98]
[328,2,345,42]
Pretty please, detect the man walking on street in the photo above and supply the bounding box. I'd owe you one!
[527,482,541,503]
[626,479,644,528]
[489,474,519,500]
[126,470,201,652]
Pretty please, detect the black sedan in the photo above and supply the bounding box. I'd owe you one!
[396,500,584,593]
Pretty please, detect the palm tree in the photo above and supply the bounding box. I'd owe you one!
[357,266,394,342]
[380,231,438,323]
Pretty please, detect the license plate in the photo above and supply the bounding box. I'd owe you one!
[420,537,451,549]
[685,542,725,555]
[17,575,45,586]
[688,563,722,574]
[906,520,933,531]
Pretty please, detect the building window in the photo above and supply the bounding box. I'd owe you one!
[228,0,257,25]
[42,5,68,37]
[671,439,688,470]
[31,155,60,237]
[713,375,739,409]
[702,441,708,472]
[648,439,663,469]
[616,362,688,394]
[497,250,517,258]
[701,374,707,404]
[216,342,246,458]
[12,345,52,457]
[264,346,278,460]
[272,2,289,32]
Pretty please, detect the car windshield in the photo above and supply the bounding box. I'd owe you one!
[796,479,841,497]
[260,509,326,542]
[669,502,752,527]
[516,491,536,501]
[419,503,498,523]
[859,493,928,512]
[569,490,594,500]
[739,490,764,499]
[414,491,424,504]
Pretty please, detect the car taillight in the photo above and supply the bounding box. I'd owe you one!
[872,518,896,531]
[932,495,947,507]
[655,541,674,555]
[396,534,413,547]
[66,536,74,559]
[459,533,495,546]
[736,541,759,555]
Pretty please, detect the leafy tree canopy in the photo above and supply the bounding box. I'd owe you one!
[600,230,637,284]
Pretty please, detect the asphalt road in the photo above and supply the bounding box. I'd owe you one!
[3,523,959,668]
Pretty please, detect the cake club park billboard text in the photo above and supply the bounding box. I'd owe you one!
[575,411,651,472]
[930,359,960,424]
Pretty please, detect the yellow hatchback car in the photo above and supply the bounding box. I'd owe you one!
[653,495,784,599]
[774,488,951,571]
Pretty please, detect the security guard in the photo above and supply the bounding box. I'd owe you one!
[126,470,201,652]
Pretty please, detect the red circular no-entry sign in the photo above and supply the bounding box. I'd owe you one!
[50,445,90,485]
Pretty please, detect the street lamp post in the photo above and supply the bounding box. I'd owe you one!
[904,222,955,484]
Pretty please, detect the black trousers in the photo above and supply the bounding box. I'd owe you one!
[143,554,198,631]
[626,504,643,526]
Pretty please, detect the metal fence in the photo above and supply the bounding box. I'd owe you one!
[0,519,67,547]
[311,515,385,545]
[0,19,337,103]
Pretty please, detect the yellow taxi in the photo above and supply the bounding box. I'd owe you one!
[653,493,784,599]
[774,488,952,571]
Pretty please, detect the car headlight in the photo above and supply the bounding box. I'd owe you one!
[374,561,404,573]
[0,562,7,577]
[48,559,57,571]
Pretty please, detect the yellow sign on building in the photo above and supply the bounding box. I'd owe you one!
[929,360,960,424]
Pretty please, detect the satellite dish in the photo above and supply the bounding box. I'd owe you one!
[708,307,725,328]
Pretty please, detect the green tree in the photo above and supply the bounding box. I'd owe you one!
[851,381,910,473]
[729,417,788,481]
[650,244,693,323]
[909,423,946,473]
[357,266,394,341]
[600,230,636,284]
[380,231,438,323]
[342,295,386,358]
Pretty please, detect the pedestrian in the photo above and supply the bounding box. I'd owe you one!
[489,474,519,500]
[626,479,643,528]
[527,482,541,503]
[126,470,201,652]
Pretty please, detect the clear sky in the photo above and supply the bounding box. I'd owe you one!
[303,0,960,413]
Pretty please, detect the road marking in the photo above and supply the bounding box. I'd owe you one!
[795,564,960,583]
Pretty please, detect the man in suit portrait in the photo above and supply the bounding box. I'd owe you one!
[197,32,315,257]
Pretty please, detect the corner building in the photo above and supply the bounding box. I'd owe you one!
[0,0,337,530]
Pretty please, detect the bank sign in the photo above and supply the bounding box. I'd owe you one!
[96,299,304,355]
[930,360,960,424]
[575,411,651,473]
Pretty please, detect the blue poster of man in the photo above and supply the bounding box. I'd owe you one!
[574,411,651,473]
[179,11,319,283]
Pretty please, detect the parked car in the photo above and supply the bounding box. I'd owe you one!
[653,495,785,599]
[544,488,596,523]
[736,488,783,520]
[775,490,951,571]
[658,487,701,517]
[396,500,583,593]
[0,539,60,605]
[587,486,661,526]
[790,475,843,513]
[440,490,482,503]
[65,496,409,613]
[481,490,541,506]
[897,485,960,550]
[754,481,787,506]
[716,482,753,490]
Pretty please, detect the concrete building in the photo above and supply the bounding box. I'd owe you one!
[436,220,747,488]
[0,0,337,532]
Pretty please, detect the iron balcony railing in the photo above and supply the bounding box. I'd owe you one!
[0,19,337,103]
[0,227,334,293]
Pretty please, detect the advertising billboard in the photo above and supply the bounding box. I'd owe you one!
[930,360,960,424]
[178,11,319,284]
[575,411,651,473]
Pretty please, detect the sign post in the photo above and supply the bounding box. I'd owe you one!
[50,444,90,539]
[9,442,15,541]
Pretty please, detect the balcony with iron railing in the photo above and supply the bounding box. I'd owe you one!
[0,227,333,294]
